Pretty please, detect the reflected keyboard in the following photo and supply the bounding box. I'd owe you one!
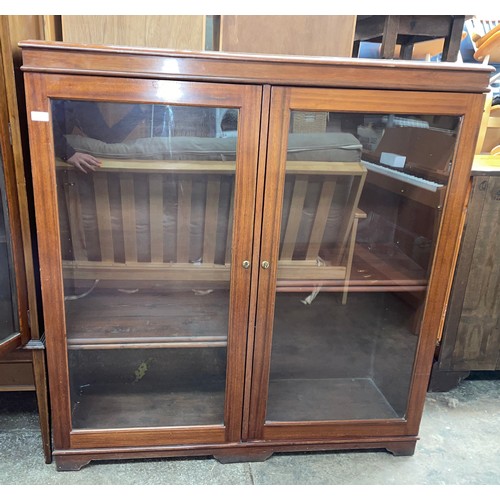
[361,160,444,192]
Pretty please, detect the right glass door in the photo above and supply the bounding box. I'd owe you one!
[250,86,467,439]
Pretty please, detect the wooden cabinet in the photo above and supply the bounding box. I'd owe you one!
[20,41,490,470]
[430,166,500,390]
[219,16,356,56]
[60,16,206,50]
[0,16,51,463]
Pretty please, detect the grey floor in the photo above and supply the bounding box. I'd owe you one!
[1,373,499,485]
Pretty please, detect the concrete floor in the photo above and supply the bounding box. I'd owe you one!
[0,374,499,485]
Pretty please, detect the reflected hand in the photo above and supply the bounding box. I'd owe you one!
[67,152,102,173]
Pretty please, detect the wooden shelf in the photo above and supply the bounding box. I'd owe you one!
[267,378,399,422]
[71,381,226,429]
[64,244,426,351]
[64,289,229,350]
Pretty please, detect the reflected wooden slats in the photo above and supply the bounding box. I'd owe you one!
[177,176,192,263]
[60,165,232,278]
[120,172,138,262]
[203,177,221,264]
[305,179,337,261]
[63,170,87,261]
[334,174,366,265]
[280,177,308,260]
[93,173,114,262]
[60,161,369,303]
[149,173,164,263]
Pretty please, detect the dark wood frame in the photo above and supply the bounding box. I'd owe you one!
[0,20,51,464]
[20,41,490,470]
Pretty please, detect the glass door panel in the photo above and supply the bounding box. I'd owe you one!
[265,108,459,423]
[0,146,18,346]
[52,100,239,429]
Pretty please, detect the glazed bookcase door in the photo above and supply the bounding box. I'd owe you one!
[25,72,262,449]
[0,142,20,355]
[247,86,481,443]
[0,69,29,357]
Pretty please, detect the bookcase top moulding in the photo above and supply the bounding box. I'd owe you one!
[19,40,494,94]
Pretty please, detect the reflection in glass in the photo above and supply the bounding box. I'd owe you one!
[52,100,238,429]
[0,149,17,342]
[267,111,459,422]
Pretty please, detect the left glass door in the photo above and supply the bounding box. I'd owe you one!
[55,99,239,430]
[26,74,262,447]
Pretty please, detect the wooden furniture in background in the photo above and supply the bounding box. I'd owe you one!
[468,18,500,63]
[0,350,35,391]
[0,15,50,463]
[352,15,468,62]
[40,15,356,55]
[61,16,206,50]
[430,165,500,390]
[219,16,356,56]
[475,88,500,155]
[20,41,489,471]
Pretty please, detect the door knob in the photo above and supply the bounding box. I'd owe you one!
[242,260,250,269]
[261,261,270,269]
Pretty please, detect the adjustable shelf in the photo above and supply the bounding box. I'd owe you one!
[64,289,229,350]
